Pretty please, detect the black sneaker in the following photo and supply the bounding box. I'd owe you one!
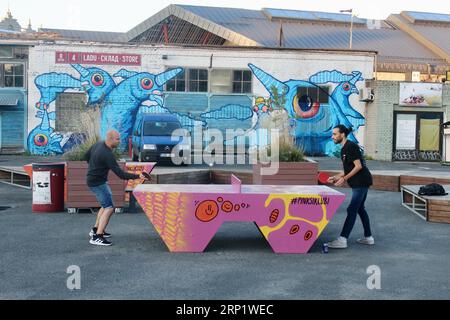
[89,228,111,238]
[89,234,112,246]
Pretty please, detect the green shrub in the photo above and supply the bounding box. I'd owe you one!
[261,141,305,163]
[65,137,123,161]
[278,141,305,162]
[65,137,98,161]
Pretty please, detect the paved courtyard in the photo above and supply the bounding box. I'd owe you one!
[1,181,449,300]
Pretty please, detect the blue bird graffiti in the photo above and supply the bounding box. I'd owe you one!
[248,64,365,156]
[29,72,81,154]
[71,64,116,105]
[27,105,63,155]
[100,68,184,149]
[309,70,365,131]
[34,73,81,107]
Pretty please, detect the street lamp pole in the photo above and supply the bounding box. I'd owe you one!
[350,13,354,49]
[340,9,354,49]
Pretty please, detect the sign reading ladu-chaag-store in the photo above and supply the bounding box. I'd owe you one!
[55,51,141,66]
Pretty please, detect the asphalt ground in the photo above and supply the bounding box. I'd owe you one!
[1,183,449,299]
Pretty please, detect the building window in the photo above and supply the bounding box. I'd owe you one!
[297,85,330,104]
[1,63,24,88]
[233,70,252,93]
[166,68,208,92]
[166,70,186,92]
[0,47,13,58]
[13,47,28,59]
[189,69,208,92]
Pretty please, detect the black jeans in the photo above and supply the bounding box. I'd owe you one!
[340,187,372,239]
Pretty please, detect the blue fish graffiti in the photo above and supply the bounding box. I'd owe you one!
[248,64,365,156]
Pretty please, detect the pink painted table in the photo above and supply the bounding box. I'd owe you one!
[133,176,345,254]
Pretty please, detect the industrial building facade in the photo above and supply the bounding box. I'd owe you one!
[26,43,375,157]
[1,4,450,161]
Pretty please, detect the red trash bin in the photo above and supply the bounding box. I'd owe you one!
[32,163,65,213]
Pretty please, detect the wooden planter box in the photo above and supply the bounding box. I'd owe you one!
[66,161,126,212]
[253,158,318,185]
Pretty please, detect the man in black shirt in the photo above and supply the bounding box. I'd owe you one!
[326,125,374,249]
[85,130,148,246]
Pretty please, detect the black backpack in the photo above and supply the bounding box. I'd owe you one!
[418,183,448,196]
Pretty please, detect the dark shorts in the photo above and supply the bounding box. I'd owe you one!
[89,183,114,209]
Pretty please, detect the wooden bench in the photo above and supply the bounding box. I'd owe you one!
[401,185,450,224]
[0,166,31,189]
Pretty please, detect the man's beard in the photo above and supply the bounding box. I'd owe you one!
[334,138,343,144]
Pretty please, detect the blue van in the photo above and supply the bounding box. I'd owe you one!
[131,114,190,163]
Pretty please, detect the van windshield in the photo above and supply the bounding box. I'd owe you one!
[143,121,182,136]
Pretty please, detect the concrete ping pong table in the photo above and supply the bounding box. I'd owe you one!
[133,175,346,254]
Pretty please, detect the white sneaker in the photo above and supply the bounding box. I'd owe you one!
[327,237,348,249]
[357,236,375,245]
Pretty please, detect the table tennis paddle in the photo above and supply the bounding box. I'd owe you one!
[141,171,151,180]
[318,172,331,185]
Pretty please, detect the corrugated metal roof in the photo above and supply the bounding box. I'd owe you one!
[121,4,258,45]
[388,13,450,63]
[28,5,449,70]
[263,8,368,24]
[177,5,443,64]
[410,24,450,54]
[403,11,450,23]
[39,28,124,42]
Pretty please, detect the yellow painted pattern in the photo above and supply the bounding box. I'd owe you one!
[143,192,191,251]
[259,194,328,239]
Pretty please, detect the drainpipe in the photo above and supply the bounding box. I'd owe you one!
[374,54,378,80]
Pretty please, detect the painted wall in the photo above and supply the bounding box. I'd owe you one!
[0,88,26,150]
[27,43,374,156]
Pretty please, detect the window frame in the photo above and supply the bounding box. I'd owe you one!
[296,85,330,104]
[0,62,26,89]
[166,68,209,93]
[166,70,186,92]
[232,70,253,94]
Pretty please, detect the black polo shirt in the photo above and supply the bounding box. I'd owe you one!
[341,140,373,188]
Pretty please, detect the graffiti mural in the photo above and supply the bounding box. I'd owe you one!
[72,64,116,105]
[28,72,83,155]
[99,68,183,148]
[28,59,365,157]
[28,65,183,154]
[248,64,365,156]
[393,150,442,161]
[27,104,64,155]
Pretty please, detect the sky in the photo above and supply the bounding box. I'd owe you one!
[3,0,450,32]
